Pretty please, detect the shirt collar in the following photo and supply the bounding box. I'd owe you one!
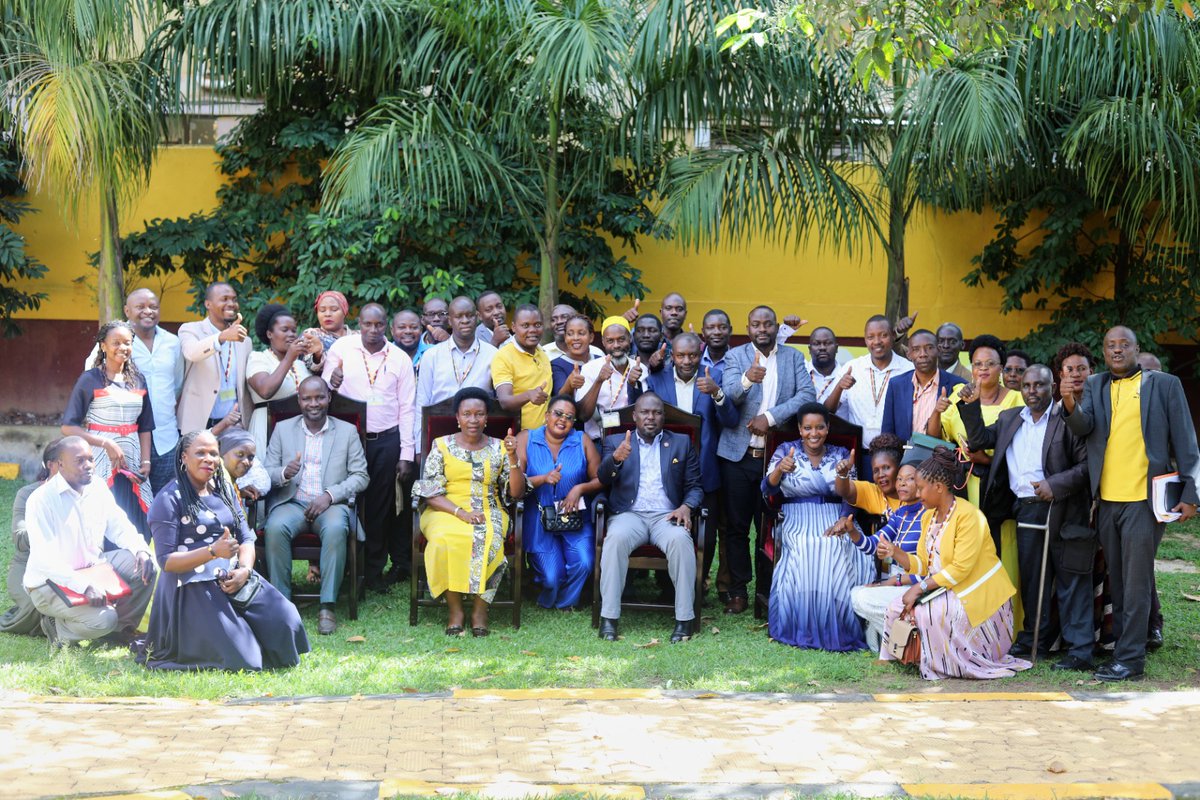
[452,338,480,356]
[1019,402,1054,425]
[49,471,83,500]
[303,417,331,436]
[636,430,664,447]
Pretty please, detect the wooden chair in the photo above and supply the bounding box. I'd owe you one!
[409,399,524,628]
[752,415,864,620]
[590,403,709,630]
[252,393,367,621]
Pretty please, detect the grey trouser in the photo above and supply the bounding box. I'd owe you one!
[601,510,696,621]
[264,500,351,604]
[2,529,43,635]
[27,549,154,642]
[1097,500,1164,669]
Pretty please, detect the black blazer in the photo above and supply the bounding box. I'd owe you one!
[597,429,703,515]
[1063,369,1200,508]
[960,399,1090,532]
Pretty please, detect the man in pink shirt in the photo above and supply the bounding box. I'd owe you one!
[323,303,416,591]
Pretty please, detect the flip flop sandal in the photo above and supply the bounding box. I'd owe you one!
[445,625,465,637]
[471,627,490,638]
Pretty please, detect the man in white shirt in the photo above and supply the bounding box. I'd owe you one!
[806,326,846,416]
[576,318,645,440]
[825,314,913,445]
[414,296,498,449]
[23,436,155,647]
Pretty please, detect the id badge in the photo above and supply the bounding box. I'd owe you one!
[217,387,237,403]
[601,411,620,430]
[367,391,385,407]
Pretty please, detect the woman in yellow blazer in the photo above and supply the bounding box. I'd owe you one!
[880,447,1032,680]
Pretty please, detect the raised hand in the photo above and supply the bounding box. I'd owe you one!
[835,448,856,478]
[823,514,855,538]
[563,362,584,392]
[212,527,239,559]
[596,355,614,382]
[286,336,309,361]
[503,428,518,458]
[776,447,797,475]
[745,350,767,384]
[284,451,303,481]
[649,342,668,369]
[622,298,641,323]
[427,324,450,343]
[958,382,979,405]
[696,366,720,396]
[329,364,344,390]
[219,313,248,343]
[894,312,917,336]
[544,462,563,486]
[688,323,695,333]
[626,357,643,385]
[933,386,952,414]
[613,430,633,463]
[783,314,808,329]
[527,384,549,406]
[491,323,511,347]
[302,329,324,355]
[836,366,855,391]
[876,536,895,560]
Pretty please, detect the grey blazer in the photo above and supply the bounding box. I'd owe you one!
[1063,369,1200,508]
[717,343,816,461]
[264,416,369,513]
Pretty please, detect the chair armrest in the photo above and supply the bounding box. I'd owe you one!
[594,499,608,545]
[692,506,708,552]
[511,499,524,551]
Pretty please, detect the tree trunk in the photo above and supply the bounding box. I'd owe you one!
[883,190,907,325]
[539,99,561,340]
[97,185,124,325]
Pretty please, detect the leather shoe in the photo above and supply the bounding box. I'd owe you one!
[723,596,748,615]
[1052,655,1093,672]
[670,620,693,643]
[1147,626,1164,651]
[599,617,619,642]
[317,609,337,636]
[1095,661,1144,682]
[1008,641,1032,657]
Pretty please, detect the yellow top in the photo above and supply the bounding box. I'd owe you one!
[490,341,553,432]
[851,480,900,515]
[1099,372,1150,502]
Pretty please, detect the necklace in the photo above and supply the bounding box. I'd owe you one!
[927,498,957,550]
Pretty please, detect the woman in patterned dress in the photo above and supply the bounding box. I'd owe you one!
[881,447,1032,680]
[761,402,874,651]
[61,320,154,540]
[413,387,526,637]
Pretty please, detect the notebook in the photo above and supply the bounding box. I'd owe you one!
[1152,472,1184,523]
[45,563,132,607]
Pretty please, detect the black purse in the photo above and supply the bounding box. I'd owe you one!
[539,477,583,533]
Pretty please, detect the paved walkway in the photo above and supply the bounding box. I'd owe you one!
[4,689,1199,799]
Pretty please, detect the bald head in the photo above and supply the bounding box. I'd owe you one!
[124,287,160,334]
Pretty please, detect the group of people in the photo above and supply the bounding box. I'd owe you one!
[2,281,1196,683]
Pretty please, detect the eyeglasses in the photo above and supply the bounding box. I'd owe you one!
[1002,365,1026,374]
[971,360,1001,369]
[551,409,577,423]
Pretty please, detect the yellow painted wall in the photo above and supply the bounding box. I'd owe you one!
[10,145,1065,338]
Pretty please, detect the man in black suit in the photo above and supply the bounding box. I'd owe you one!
[597,393,703,643]
[1063,326,1200,681]
[960,365,1094,670]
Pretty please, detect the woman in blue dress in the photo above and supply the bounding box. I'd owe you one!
[140,430,309,671]
[762,402,874,650]
[516,395,602,609]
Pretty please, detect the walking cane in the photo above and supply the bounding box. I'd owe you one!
[1016,500,1053,667]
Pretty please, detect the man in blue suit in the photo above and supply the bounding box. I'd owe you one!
[880,329,966,441]
[597,393,704,643]
[717,306,816,614]
[647,332,738,588]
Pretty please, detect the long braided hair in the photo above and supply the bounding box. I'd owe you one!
[174,430,246,533]
[917,446,962,490]
[90,320,145,389]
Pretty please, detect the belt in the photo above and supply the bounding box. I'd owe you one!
[783,495,842,506]
[746,446,765,459]
[365,425,399,441]
[88,422,138,435]
[1017,496,1049,505]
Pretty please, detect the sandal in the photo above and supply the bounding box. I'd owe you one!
[471,627,490,638]
[306,565,321,583]
[445,625,465,637]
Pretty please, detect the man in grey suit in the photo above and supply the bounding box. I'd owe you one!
[264,376,369,635]
[1063,326,1200,681]
[597,393,704,644]
[717,306,816,614]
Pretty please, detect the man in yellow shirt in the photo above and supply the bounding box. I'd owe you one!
[1063,326,1200,682]
[491,304,553,432]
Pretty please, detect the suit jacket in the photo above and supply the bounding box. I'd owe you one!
[717,343,816,461]
[598,429,703,515]
[1063,369,1200,508]
[177,318,253,435]
[960,399,1090,533]
[264,416,369,514]
[646,365,738,493]
[881,369,966,441]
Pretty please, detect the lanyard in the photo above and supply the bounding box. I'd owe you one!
[360,347,386,389]
[912,374,937,404]
[868,367,892,407]
[217,341,233,383]
[452,345,478,386]
[605,362,634,412]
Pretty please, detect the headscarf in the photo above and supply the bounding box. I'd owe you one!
[601,315,631,334]
[314,290,350,316]
[217,427,256,455]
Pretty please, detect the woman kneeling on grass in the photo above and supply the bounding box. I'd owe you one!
[139,430,309,671]
[880,447,1031,681]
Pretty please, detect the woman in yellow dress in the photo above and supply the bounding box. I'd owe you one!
[413,387,525,637]
[927,334,1025,628]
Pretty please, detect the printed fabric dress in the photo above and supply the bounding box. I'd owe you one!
[523,426,594,609]
[62,368,154,541]
[139,480,310,671]
[413,435,512,602]
[762,442,874,651]
[849,500,925,652]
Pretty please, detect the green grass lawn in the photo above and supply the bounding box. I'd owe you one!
[1,478,1197,701]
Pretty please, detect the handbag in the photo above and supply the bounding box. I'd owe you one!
[540,501,583,533]
[221,568,263,611]
[886,611,922,665]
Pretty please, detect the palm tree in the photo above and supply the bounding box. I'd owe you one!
[0,0,174,323]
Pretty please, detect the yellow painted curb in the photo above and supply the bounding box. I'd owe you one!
[903,782,1172,799]
[0,463,19,480]
[91,793,194,800]
[876,691,1073,702]
[451,688,661,700]
[378,780,644,799]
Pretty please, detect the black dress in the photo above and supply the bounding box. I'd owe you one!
[139,481,310,671]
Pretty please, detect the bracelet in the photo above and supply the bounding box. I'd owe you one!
[207,544,216,558]
[918,578,929,592]
[453,508,464,520]
[141,460,151,465]
[836,471,850,480]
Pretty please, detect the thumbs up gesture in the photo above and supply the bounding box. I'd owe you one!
[688,322,695,333]
[627,356,643,385]
[219,313,248,343]
[564,361,585,392]
[596,354,614,382]
[837,365,856,391]
[613,429,633,463]
[958,382,978,405]
[544,462,563,486]
[622,297,641,323]
[212,526,238,559]
[329,364,344,390]
[491,322,511,347]
[284,451,303,481]
[649,342,668,370]
[426,324,449,343]
[783,314,808,329]
[835,448,856,479]
[824,514,855,538]
[934,385,953,414]
[697,366,719,396]
[876,536,896,560]
[777,446,798,475]
[745,350,767,384]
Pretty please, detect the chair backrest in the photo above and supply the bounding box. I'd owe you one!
[765,414,863,462]
[605,402,702,449]
[419,398,519,461]
[266,393,368,445]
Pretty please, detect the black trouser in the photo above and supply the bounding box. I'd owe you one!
[719,452,765,600]
[1097,499,1164,670]
[364,428,401,581]
[1013,500,1094,660]
[395,471,416,577]
[700,489,723,588]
